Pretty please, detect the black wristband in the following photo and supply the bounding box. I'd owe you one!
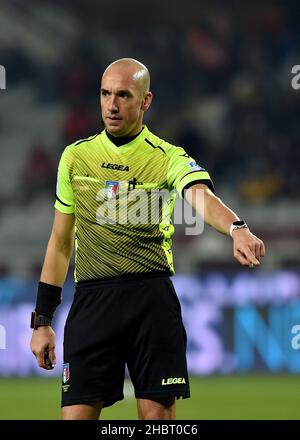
[30,311,52,329]
[35,282,62,319]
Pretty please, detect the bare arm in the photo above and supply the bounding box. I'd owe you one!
[40,209,75,286]
[185,183,265,267]
[30,209,75,369]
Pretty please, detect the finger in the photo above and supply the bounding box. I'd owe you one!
[254,242,261,261]
[48,347,56,367]
[36,351,49,370]
[44,351,55,370]
[260,241,266,257]
[234,250,252,266]
[240,247,260,266]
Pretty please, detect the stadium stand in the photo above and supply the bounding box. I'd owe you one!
[0,0,299,278]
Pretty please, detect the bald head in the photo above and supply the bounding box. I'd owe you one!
[102,58,150,97]
[100,58,153,137]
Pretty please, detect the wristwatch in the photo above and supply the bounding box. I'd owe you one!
[230,220,248,237]
[30,311,52,329]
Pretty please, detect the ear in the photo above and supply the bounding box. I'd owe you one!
[141,91,153,112]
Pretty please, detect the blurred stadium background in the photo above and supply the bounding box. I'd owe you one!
[0,0,300,420]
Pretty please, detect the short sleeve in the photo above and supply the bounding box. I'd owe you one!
[167,147,215,197]
[54,149,75,214]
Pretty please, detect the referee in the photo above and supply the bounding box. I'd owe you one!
[30,58,265,420]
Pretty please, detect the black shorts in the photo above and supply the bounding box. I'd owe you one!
[61,274,190,408]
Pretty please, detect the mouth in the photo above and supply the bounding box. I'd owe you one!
[106,116,122,121]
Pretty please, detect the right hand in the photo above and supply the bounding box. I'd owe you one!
[30,326,56,370]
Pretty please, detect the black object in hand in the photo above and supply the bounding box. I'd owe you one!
[44,352,54,370]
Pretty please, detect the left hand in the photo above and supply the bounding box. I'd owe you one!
[232,229,265,267]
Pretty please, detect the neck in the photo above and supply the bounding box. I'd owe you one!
[106,127,144,147]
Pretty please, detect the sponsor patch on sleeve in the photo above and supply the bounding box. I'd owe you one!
[187,161,205,171]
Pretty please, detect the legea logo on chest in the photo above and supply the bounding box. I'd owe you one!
[101,162,129,172]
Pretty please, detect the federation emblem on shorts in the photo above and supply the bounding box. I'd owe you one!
[63,363,70,383]
[104,180,119,199]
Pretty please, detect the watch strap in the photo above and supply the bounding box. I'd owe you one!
[230,220,248,237]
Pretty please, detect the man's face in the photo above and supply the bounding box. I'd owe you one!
[100,67,151,137]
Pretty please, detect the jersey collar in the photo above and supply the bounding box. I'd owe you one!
[102,125,149,153]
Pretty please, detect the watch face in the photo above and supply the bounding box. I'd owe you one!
[230,221,248,237]
[233,221,245,226]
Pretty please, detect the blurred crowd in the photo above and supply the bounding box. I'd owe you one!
[1,1,299,203]
[0,0,299,288]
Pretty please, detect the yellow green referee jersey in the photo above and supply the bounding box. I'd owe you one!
[55,125,214,283]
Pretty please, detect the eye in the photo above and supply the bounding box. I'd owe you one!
[101,89,109,96]
[118,91,130,98]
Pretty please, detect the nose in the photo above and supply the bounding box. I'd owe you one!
[108,95,118,113]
